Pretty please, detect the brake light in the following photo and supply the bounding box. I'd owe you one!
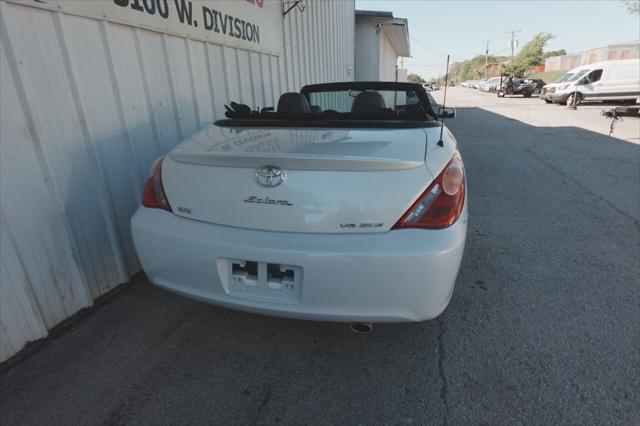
[142,156,172,212]
[393,154,465,229]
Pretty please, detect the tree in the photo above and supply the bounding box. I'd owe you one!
[503,33,554,77]
[407,73,425,84]
[433,36,563,83]
[624,0,640,14]
[442,54,509,83]
[543,49,567,58]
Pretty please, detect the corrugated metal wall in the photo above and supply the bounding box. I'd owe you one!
[281,0,354,89]
[0,0,355,362]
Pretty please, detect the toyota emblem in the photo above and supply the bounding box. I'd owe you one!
[255,166,285,187]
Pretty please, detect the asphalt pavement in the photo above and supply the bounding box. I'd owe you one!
[1,88,639,425]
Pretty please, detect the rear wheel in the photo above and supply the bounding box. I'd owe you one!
[532,87,541,95]
[544,99,552,104]
[523,90,532,98]
[566,92,583,106]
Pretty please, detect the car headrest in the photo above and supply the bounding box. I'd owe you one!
[351,91,386,113]
[277,93,311,114]
[310,105,322,114]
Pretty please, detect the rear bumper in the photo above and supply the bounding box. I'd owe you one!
[131,207,467,323]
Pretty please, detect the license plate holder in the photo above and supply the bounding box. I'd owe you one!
[221,259,302,303]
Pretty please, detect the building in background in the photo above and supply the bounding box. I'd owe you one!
[354,10,410,81]
[0,0,355,362]
[580,42,640,63]
[545,42,640,71]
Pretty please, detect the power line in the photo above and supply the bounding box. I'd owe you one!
[406,62,448,67]
[491,47,511,56]
[409,36,466,61]
[409,35,515,74]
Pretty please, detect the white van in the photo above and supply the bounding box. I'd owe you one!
[539,66,588,103]
[551,59,640,105]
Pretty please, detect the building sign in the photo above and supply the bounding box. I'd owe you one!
[10,0,281,54]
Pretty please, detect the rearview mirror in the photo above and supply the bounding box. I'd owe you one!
[437,106,456,119]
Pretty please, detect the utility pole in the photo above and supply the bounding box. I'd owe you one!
[507,30,521,58]
[510,31,515,58]
[485,40,490,80]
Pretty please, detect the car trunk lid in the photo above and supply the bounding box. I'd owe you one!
[162,126,433,233]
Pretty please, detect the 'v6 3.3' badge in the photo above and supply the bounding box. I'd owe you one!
[255,166,285,187]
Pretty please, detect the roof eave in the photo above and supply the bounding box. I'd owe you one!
[381,19,410,57]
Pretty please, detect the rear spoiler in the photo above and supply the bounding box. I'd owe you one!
[169,152,423,172]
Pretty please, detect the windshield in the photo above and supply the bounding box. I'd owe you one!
[309,89,421,113]
[567,70,588,82]
[556,73,574,83]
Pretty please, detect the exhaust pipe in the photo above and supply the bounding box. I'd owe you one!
[350,323,373,334]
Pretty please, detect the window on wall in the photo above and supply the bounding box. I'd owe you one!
[588,53,598,64]
[607,51,617,60]
[621,50,631,59]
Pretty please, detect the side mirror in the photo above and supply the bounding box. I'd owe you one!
[437,106,456,119]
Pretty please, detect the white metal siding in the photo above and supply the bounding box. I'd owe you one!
[0,0,354,362]
[379,31,398,82]
[281,0,354,90]
[354,16,379,81]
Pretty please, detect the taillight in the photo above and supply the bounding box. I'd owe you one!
[393,154,465,229]
[142,156,172,212]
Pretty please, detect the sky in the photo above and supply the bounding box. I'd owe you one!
[355,0,640,79]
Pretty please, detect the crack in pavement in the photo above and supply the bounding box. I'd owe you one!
[258,386,271,412]
[437,317,450,426]
[523,143,639,228]
[251,384,272,425]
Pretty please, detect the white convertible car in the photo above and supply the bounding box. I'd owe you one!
[131,82,467,327]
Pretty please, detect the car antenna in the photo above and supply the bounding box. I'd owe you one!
[437,54,450,147]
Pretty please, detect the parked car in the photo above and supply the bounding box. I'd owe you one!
[491,77,504,92]
[480,77,501,92]
[551,59,640,106]
[430,83,440,91]
[465,79,481,89]
[539,66,585,103]
[131,82,468,325]
[525,79,545,95]
[422,82,433,91]
[497,78,539,97]
[487,77,500,92]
